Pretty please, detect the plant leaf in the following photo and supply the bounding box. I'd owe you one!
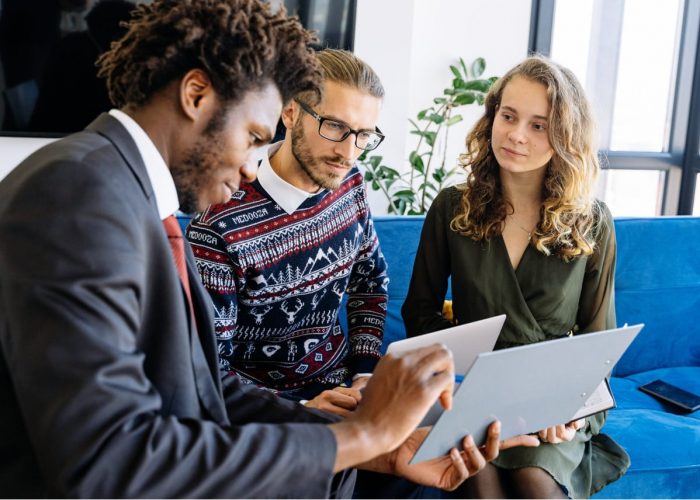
[410,153,425,174]
[450,65,462,79]
[471,58,485,78]
[453,92,476,105]
[379,165,401,178]
[462,79,493,92]
[446,115,463,126]
[417,107,433,120]
[428,113,445,124]
[418,181,437,193]
[459,57,469,79]
[453,77,466,89]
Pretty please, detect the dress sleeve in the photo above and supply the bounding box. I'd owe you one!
[577,201,617,333]
[576,201,617,434]
[401,188,454,336]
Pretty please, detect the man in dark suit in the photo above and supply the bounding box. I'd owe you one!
[0,0,534,497]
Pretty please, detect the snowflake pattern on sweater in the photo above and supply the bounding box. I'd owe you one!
[187,167,388,399]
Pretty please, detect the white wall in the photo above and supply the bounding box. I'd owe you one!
[0,137,57,182]
[354,0,531,214]
[1,0,532,199]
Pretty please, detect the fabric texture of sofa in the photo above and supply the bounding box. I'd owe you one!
[371,215,700,499]
[179,212,700,498]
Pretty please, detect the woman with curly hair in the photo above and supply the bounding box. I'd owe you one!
[402,55,630,498]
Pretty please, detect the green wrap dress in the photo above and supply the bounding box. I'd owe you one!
[402,187,630,498]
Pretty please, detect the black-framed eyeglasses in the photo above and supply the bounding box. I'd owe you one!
[295,99,385,151]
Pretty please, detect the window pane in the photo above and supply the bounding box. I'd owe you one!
[694,173,700,216]
[550,0,595,85]
[610,0,683,152]
[597,169,665,216]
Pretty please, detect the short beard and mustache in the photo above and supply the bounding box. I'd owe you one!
[291,119,352,191]
[169,111,227,214]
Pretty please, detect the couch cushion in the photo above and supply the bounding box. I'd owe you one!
[597,369,700,498]
[611,367,700,419]
[613,217,700,376]
[594,408,700,498]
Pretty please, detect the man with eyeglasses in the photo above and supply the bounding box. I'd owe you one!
[187,49,388,416]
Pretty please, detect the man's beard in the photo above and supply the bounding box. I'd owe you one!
[291,120,351,191]
[169,113,226,214]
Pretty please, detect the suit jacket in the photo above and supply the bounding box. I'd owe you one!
[0,114,348,498]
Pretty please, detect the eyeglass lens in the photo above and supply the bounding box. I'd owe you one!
[319,120,382,150]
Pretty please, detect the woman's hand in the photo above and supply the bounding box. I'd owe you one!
[537,418,586,444]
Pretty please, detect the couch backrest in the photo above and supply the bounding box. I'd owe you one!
[180,213,700,376]
[611,217,700,375]
[373,215,700,376]
[372,216,425,348]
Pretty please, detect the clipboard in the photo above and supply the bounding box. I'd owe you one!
[571,378,616,420]
[387,315,505,373]
[410,324,643,464]
[387,315,505,427]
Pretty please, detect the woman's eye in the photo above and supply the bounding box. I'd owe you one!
[533,123,547,131]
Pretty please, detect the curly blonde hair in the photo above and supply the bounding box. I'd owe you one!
[451,55,601,260]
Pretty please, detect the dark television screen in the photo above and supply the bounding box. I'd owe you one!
[0,0,356,136]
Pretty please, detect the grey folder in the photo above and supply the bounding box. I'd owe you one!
[410,324,643,464]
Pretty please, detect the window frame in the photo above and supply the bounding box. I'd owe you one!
[529,0,700,215]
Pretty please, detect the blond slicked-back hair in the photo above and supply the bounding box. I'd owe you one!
[298,48,384,105]
[451,55,601,261]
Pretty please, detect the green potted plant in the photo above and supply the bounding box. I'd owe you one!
[361,57,497,215]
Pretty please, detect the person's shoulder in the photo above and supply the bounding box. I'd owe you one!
[431,185,463,213]
[196,182,264,226]
[5,130,123,190]
[0,131,145,226]
[592,199,613,223]
[590,198,615,241]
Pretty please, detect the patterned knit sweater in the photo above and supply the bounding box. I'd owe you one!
[187,167,388,400]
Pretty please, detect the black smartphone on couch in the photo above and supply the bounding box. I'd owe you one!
[639,379,700,413]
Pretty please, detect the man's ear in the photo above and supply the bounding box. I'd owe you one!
[280,99,299,130]
[179,69,215,123]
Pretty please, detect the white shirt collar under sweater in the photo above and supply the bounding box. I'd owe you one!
[257,141,325,215]
[108,109,179,219]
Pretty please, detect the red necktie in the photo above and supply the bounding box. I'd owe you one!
[163,215,195,315]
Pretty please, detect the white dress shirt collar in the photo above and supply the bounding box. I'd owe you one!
[108,109,180,219]
[257,141,324,215]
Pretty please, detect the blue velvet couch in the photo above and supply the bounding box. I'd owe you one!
[179,213,699,497]
[372,215,700,499]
